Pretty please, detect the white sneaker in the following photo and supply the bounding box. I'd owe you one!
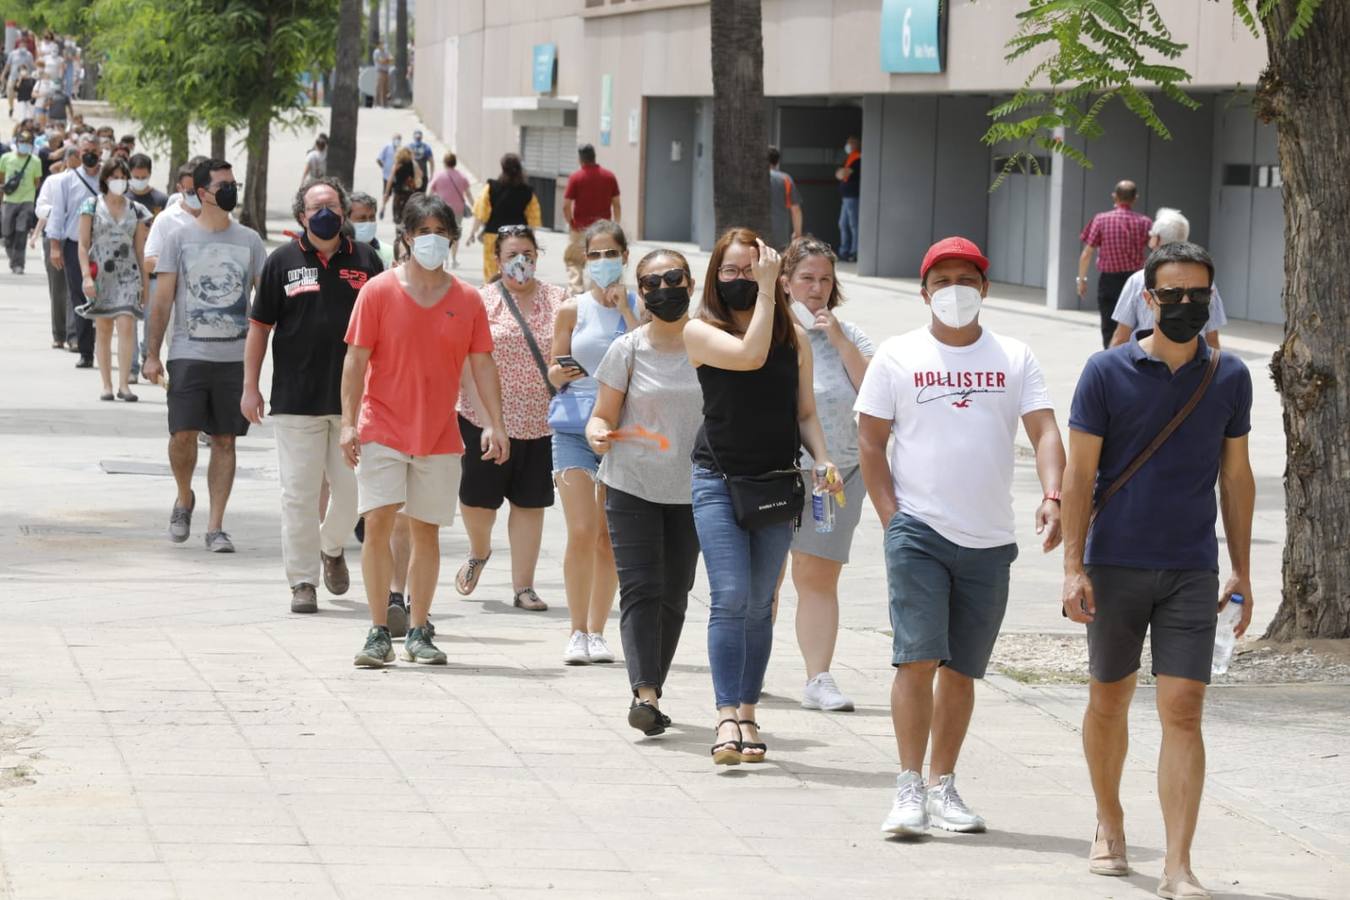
[801,672,855,711]
[586,633,615,663]
[563,630,591,665]
[881,770,930,836]
[926,773,986,833]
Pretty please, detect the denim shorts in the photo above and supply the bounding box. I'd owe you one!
[551,429,600,477]
[885,512,1018,678]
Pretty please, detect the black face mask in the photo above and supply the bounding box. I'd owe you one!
[213,182,239,213]
[643,287,690,322]
[307,207,342,240]
[81,150,99,168]
[716,278,758,311]
[1155,300,1210,344]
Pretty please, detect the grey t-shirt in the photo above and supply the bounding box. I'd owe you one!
[594,327,703,505]
[768,168,799,249]
[155,218,266,363]
[795,303,874,471]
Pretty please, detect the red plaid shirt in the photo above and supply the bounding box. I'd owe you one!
[1081,204,1152,274]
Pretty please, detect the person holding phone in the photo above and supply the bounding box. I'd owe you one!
[547,220,642,665]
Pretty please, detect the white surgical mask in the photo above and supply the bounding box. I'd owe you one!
[182,190,202,211]
[129,177,149,192]
[106,178,128,196]
[928,284,983,329]
[411,233,450,270]
[352,221,378,243]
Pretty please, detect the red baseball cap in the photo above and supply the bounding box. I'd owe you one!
[920,237,990,281]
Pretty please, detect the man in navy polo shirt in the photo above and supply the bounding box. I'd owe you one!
[241,176,384,614]
[1061,241,1255,899]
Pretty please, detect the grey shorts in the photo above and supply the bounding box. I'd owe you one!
[884,512,1018,678]
[791,464,866,563]
[1085,566,1219,684]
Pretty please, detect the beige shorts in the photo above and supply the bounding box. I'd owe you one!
[356,442,461,526]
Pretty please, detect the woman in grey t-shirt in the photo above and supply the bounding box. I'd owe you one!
[586,248,703,737]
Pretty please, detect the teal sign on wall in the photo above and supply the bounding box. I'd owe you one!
[880,0,944,73]
[533,43,557,92]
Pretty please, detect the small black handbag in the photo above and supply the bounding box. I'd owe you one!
[707,442,804,530]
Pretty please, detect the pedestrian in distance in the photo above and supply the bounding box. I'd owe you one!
[684,227,838,767]
[549,220,642,666]
[586,247,704,737]
[780,236,874,712]
[45,132,105,368]
[372,40,393,107]
[341,193,509,667]
[375,132,400,208]
[243,176,385,614]
[1079,179,1153,348]
[347,191,391,266]
[382,145,423,227]
[426,152,472,268]
[31,144,79,348]
[142,157,267,555]
[465,153,541,282]
[855,236,1065,837]
[1061,241,1255,899]
[75,157,150,402]
[767,146,802,251]
[561,144,621,294]
[834,135,861,262]
[1110,208,1228,350]
[455,225,564,613]
[0,128,42,274]
[407,128,434,183]
[301,133,327,184]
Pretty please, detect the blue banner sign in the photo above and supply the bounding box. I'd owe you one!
[880,0,944,74]
[533,43,557,92]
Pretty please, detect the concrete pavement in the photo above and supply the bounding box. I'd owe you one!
[0,109,1344,899]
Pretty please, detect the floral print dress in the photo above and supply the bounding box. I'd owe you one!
[75,196,149,320]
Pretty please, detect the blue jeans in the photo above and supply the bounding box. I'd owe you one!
[837,196,860,258]
[691,465,795,708]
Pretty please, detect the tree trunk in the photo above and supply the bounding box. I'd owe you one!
[708,0,770,239]
[328,0,363,189]
[1263,1,1350,639]
[367,0,380,56]
[168,117,190,194]
[210,126,226,161]
[239,108,271,238]
[393,0,410,104]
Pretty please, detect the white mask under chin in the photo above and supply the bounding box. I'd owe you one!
[928,285,983,329]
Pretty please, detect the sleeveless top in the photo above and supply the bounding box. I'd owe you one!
[568,289,638,398]
[692,338,800,477]
[483,180,536,232]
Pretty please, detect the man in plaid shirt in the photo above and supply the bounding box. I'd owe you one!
[1078,181,1152,348]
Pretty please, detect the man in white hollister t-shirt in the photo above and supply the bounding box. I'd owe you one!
[855,236,1067,838]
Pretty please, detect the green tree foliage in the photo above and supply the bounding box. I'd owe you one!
[0,0,87,35]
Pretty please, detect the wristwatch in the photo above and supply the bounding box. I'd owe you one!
[1044,490,1061,503]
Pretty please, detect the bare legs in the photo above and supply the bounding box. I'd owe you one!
[405,516,440,627]
[792,552,843,679]
[359,504,397,625]
[390,512,412,594]
[558,471,617,634]
[1084,674,1136,844]
[891,662,975,777]
[94,316,136,395]
[460,502,546,594]
[168,431,235,532]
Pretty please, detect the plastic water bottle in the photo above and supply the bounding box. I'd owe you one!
[1211,593,1245,675]
[811,465,835,534]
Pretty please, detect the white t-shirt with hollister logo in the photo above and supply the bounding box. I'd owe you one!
[853,326,1053,549]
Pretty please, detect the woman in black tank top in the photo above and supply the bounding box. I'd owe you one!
[464,153,541,282]
[684,228,836,767]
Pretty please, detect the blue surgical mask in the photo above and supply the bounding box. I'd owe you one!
[15,143,32,155]
[352,221,377,243]
[412,233,450,270]
[587,257,623,288]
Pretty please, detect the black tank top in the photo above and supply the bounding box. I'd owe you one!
[483,180,535,232]
[692,339,800,476]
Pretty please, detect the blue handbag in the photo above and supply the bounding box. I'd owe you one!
[546,292,636,434]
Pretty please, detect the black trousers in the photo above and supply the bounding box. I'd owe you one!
[45,247,69,343]
[605,486,701,698]
[1096,270,1131,349]
[63,238,93,359]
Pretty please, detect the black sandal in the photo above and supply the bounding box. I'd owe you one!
[628,700,665,736]
[738,719,766,763]
[711,718,742,766]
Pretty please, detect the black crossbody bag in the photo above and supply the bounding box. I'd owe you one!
[705,438,805,531]
[2,153,33,196]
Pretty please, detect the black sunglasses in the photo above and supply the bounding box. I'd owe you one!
[638,270,688,291]
[1151,286,1213,305]
[497,224,534,238]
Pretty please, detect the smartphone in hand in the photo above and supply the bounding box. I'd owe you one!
[555,355,588,376]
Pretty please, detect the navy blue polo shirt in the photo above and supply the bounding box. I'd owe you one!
[1069,335,1252,572]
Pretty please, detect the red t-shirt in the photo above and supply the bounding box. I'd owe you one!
[564,163,620,230]
[344,269,492,456]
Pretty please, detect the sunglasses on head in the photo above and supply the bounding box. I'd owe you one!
[497,224,533,238]
[638,270,688,291]
[1151,286,1213,305]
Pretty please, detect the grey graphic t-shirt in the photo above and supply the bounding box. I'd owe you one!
[156,219,266,362]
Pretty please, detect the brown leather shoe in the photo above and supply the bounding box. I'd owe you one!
[321,551,350,595]
[1157,869,1211,899]
[1089,825,1129,876]
[291,583,319,614]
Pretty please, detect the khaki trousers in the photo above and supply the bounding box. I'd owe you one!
[273,414,359,587]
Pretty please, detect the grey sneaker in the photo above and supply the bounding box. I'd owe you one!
[290,583,318,614]
[168,490,194,543]
[321,551,350,595]
[403,625,447,665]
[926,774,986,833]
[882,770,930,836]
[386,592,408,639]
[204,531,235,553]
[354,626,394,668]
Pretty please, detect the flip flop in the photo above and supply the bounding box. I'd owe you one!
[455,553,490,595]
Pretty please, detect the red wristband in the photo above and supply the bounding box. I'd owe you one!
[1044,490,1061,503]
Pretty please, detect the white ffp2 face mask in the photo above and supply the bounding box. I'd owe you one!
[928,284,983,329]
[412,233,450,270]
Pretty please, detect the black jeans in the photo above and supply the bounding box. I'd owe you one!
[63,238,93,359]
[45,247,69,343]
[605,486,701,698]
[1096,269,1131,349]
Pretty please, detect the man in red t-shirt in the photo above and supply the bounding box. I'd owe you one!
[562,143,620,292]
[340,194,509,669]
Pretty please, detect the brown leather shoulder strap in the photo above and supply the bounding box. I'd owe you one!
[1090,347,1221,526]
